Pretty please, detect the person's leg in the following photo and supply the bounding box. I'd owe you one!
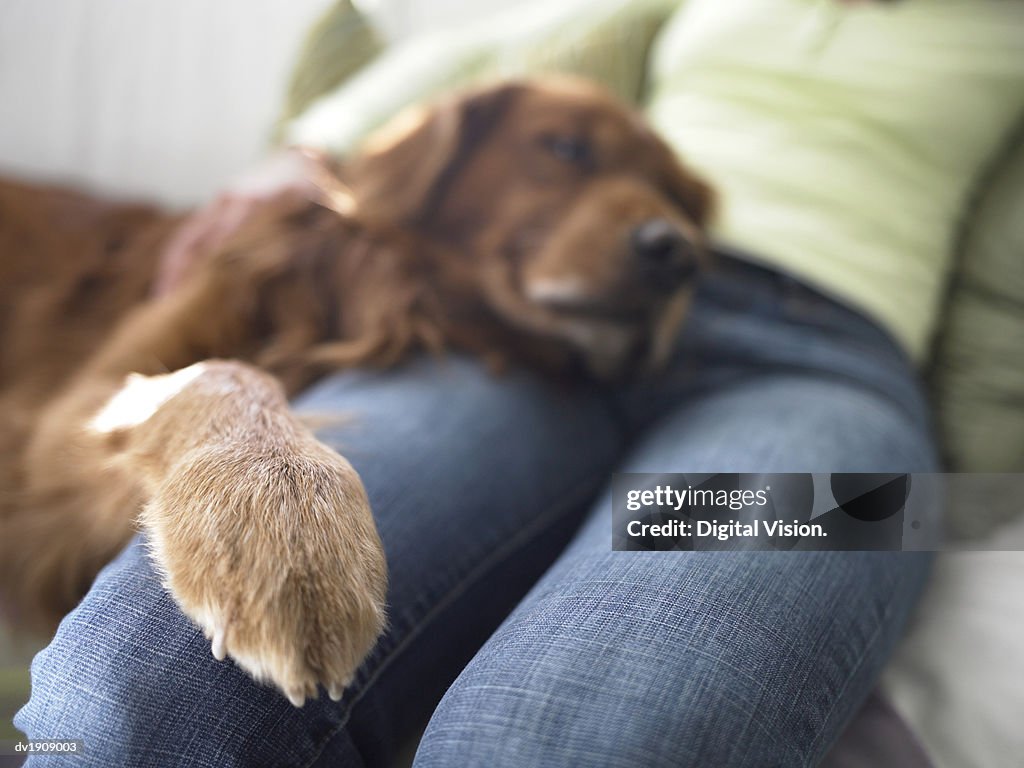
[14,356,624,768]
[414,372,937,768]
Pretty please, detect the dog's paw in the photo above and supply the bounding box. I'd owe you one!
[142,440,387,706]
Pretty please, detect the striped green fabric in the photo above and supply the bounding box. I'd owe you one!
[274,1,383,142]
[646,0,1024,364]
[279,0,677,154]
[507,0,675,105]
[931,122,1024,483]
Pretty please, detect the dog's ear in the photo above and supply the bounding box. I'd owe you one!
[349,84,519,227]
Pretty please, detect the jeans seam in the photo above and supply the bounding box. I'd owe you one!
[799,588,900,768]
[300,470,612,768]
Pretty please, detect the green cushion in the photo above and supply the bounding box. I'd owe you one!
[274,0,384,141]
[931,125,1024,480]
[280,0,676,154]
[510,0,674,104]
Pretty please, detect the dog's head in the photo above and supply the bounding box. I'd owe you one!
[347,77,715,378]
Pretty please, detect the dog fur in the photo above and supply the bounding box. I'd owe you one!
[0,77,713,705]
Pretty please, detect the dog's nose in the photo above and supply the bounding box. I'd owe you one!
[630,219,698,287]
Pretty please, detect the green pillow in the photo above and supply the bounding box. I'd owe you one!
[279,0,676,154]
[274,1,383,141]
[930,123,1024,533]
[509,0,675,105]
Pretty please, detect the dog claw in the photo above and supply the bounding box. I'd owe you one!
[327,683,344,702]
[211,627,227,661]
[286,689,306,708]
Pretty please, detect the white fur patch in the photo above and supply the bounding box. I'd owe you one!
[88,365,207,433]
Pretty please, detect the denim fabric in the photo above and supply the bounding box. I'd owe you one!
[15,253,937,768]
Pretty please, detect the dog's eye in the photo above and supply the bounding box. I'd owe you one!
[539,134,592,167]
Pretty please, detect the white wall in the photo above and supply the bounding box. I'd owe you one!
[0,0,522,207]
[0,0,336,207]
[356,0,518,40]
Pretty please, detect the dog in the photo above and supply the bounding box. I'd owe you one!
[0,77,714,706]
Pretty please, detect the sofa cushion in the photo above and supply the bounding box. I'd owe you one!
[282,0,676,153]
[929,121,1024,535]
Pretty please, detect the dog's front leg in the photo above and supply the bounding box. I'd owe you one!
[101,360,387,706]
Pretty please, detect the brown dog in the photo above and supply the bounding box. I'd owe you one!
[0,77,713,706]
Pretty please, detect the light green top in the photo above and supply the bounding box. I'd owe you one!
[647,0,1024,359]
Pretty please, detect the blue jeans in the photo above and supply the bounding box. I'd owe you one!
[15,254,937,767]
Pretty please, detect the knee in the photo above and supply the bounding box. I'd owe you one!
[415,564,798,768]
[415,551,932,768]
